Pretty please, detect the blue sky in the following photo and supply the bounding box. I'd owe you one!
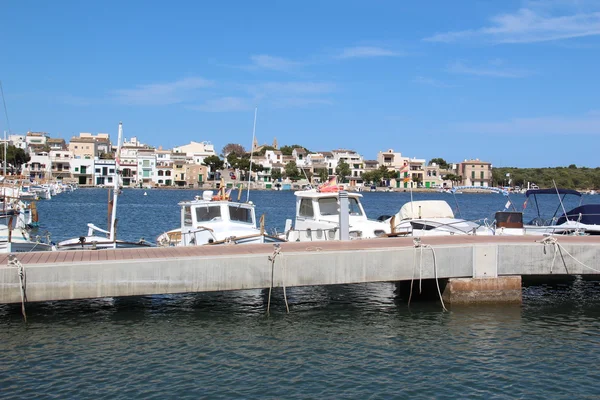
[1,0,599,167]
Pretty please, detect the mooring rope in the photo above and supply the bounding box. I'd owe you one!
[8,254,27,322]
[410,238,448,312]
[266,243,288,315]
[538,236,600,274]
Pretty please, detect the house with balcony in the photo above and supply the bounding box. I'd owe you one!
[457,159,493,187]
[171,153,188,187]
[68,136,97,160]
[25,132,48,153]
[8,134,26,150]
[136,148,156,187]
[49,150,72,181]
[22,152,51,181]
[184,164,208,188]
[47,138,67,151]
[332,149,364,187]
[173,141,216,165]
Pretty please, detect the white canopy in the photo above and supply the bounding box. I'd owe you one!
[395,200,455,220]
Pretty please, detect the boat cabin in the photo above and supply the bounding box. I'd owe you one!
[286,189,389,240]
[179,191,257,245]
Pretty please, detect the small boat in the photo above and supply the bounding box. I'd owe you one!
[496,188,600,236]
[57,122,153,250]
[157,185,284,246]
[283,180,391,241]
[385,200,493,236]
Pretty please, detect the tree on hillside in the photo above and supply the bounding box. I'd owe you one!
[221,143,246,158]
[202,155,224,180]
[280,144,310,156]
[285,161,301,180]
[429,158,450,170]
[0,145,30,172]
[336,160,351,183]
[316,168,329,183]
[271,168,283,181]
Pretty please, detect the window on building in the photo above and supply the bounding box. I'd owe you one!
[471,171,475,179]
[480,171,484,179]
[95,168,100,173]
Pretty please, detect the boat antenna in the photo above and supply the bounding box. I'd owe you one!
[246,107,257,203]
[110,122,123,242]
[0,81,11,134]
[553,179,569,222]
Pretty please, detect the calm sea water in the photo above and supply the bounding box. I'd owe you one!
[2,189,600,399]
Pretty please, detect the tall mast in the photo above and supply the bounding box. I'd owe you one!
[3,130,6,176]
[110,122,123,242]
[246,107,257,203]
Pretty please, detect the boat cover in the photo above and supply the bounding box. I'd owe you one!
[525,188,581,197]
[396,200,454,220]
[556,204,600,226]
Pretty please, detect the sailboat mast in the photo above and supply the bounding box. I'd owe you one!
[246,107,257,203]
[110,122,123,242]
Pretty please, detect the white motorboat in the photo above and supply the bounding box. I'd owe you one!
[57,122,153,250]
[385,200,493,236]
[283,186,391,241]
[157,187,284,246]
[495,188,600,236]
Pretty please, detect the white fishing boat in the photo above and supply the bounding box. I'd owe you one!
[57,122,153,250]
[283,179,391,241]
[157,186,284,246]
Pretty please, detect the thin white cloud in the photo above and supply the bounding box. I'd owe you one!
[249,81,336,95]
[190,97,253,113]
[337,46,402,59]
[112,77,213,106]
[456,112,600,135]
[273,98,333,108]
[248,54,302,71]
[424,7,600,44]
[448,61,529,78]
[413,76,454,88]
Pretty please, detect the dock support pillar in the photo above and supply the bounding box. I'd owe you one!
[442,276,522,305]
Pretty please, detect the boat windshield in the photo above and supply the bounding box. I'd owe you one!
[318,197,363,216]
[229,205,253,224]
[196,205,222,222]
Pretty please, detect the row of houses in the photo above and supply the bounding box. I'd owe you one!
[3,132,493,188]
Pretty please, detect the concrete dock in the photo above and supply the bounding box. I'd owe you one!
[1,235,600,305]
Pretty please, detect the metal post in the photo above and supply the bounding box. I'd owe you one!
[339,191,350,240]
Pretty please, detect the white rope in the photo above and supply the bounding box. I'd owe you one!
[538,236,600,274]
[410,238,448,312]
[8,254,27,322]
[266,243,288,315]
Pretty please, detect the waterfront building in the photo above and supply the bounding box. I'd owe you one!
[93,159,116,186]
[118,146,139,187]
[137,148,156,188]
[49,150,72,181]
[23,151,51,181]
[78,132,111,157]
[332,149,364,187]
[172,141,216,165]
[47,138,67,151]
[171,153,188,187]
[457,159,493,187]
[154,147,173,187]
[68,136,96,160]
[8,134,26,150]
[183,164,208,188]
[70,157,94,186]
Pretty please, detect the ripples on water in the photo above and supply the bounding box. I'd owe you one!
[2,280,600,399]
[2,190,600,398]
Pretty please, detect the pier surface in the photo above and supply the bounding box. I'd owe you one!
[1,235,599,304]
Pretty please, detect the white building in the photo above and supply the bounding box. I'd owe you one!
[93,159,116,186]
